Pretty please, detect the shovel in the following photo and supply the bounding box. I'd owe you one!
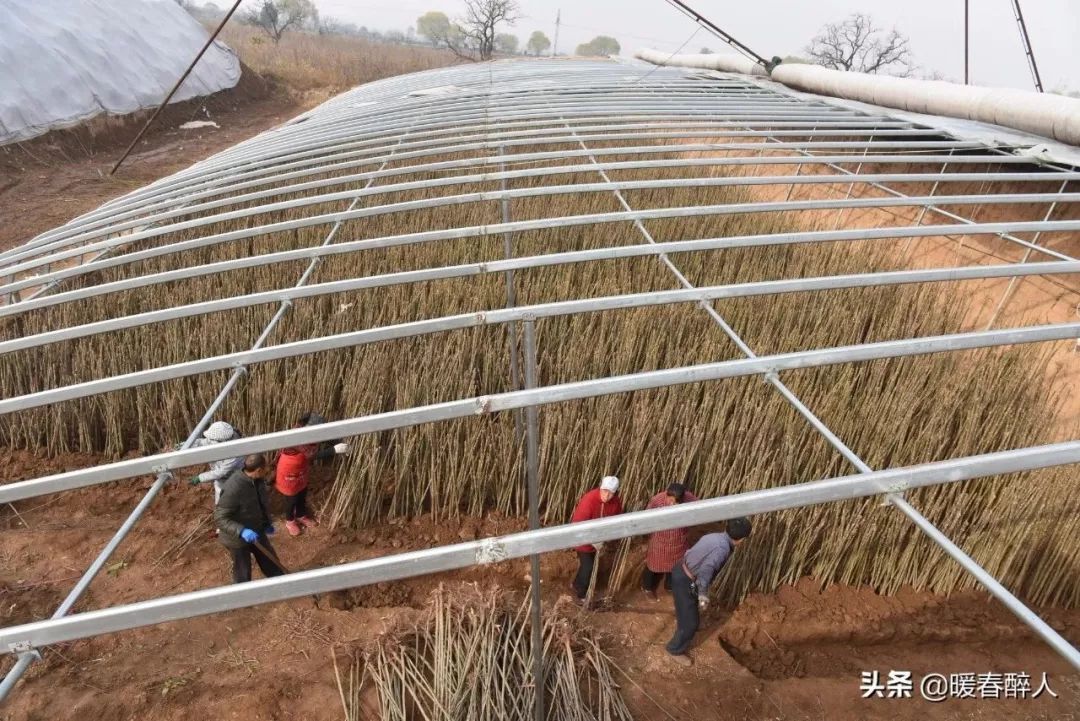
[252,538,322,605]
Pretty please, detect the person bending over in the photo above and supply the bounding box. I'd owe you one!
[666,517,752,666]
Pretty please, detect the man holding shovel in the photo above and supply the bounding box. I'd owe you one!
[215,453,287,583]
[569,475,623,606]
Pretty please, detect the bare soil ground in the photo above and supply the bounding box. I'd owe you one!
[0,454,1076,721]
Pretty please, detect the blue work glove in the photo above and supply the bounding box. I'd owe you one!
[264,525,276,536]
[240,528,259,543]
[188,476,201,487]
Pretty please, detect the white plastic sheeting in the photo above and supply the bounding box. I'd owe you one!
[771,64,1080,147]
[0,0,241,146]
[634,49,1080,149]
[748,75,1080,170]
[634,48,766,76]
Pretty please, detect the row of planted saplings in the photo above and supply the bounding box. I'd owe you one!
[1,166,1074,606]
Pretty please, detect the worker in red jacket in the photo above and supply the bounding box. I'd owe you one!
[275,412,349,536]
[569,475,623,602]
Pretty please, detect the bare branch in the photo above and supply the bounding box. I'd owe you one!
[242,0,316,44]
[427,21,478,62]
[805,13,914,76]
[457,0,520,61]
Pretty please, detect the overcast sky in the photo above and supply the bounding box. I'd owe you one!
[313,0,1079,92]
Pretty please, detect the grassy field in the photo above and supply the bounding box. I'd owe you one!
[218,25,463,93]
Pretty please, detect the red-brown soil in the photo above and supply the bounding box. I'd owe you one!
[0,451,1076,720]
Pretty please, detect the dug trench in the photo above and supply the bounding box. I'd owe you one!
[0,451,1077,720]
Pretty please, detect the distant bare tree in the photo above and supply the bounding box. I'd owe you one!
[417,11,451,47]
[243,0,316,44]
[805,13,913,76]
[576,36,620,57]
[318,15,352,35]
[461,0,520,60]
[526,30,551,56]
[420,0,518,61]
[495,33,519,54]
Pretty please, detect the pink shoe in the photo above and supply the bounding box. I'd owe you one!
[297,516,319,528]
[285,520,302,536]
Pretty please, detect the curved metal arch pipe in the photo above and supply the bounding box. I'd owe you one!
[0,261,1076,416]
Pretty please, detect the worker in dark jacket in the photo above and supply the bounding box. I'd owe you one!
[214,453,285,584]
[569,475,623,603]
[666,517,752,666]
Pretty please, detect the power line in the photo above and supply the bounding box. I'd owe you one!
[632,27,702,84]
[660,0,770,67]
[558,20,689,49]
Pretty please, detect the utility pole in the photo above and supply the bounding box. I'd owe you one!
[552,9,560,57]
[964,0,969,84]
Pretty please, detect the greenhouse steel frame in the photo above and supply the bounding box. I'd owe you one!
[2,60,1080,701]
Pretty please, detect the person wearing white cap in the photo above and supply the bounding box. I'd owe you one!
[187,421,244,505]
[568,475,623,603]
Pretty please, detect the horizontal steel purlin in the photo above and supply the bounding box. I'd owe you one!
[15,119,923,244]
[62,100,900,201]
[14,118,911,232]
[0,138,998,279]
[9,213,1047,319]
[11,127,986,257]
[10,169,1080,282]
[19,153,1066,265]
[0,320,1077,504]
[0,441,1076,656]
[19,171,1080,269]
[101,71,919,175]
[4,185,1078,303]
[17,148,1046,266]
[3,218,1080,339]
[26,105,919,235]
[3,261,1077,415]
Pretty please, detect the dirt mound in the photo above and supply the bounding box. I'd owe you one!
[717,578,1079,681]
[321,582,414,610]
